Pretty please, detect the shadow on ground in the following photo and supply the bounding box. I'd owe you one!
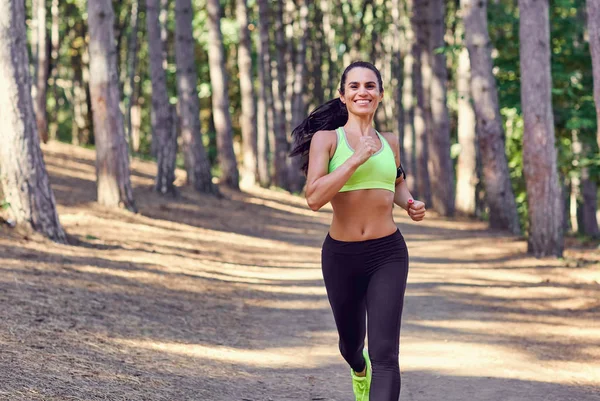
[0,142,598,400]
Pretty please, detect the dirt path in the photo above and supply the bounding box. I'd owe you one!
[1,142,599,401]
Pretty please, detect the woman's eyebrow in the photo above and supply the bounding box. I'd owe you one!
[348,81,377,85]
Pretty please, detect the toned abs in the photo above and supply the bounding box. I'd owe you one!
[329,189,397,241]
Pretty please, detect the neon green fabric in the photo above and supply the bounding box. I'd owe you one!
[328,127,396,193]
[351,348,372,401]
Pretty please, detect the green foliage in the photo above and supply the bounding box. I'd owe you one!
[1,199,9,210]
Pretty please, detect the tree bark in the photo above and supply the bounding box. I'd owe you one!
[455,38,477,216]
[0,0,65,242]
[32,0,48,143]
[402,0,417,195]
[309,3,325,107]
[288,0,311,193]
[70,20,91,146]
[284,0,296,133]
[569,131,582,233]
[428,0,455,216]
[30,0,38,70]
[174,0,218,194]
[271,0,290,189]
[519,0,563,256]
[585,0,600,238]
[320,0,338,100]
[255,0,272,187]
[236,0,258,187]
[391,0,404,162]
[87,0,137,212]
[588,0,600,149]
[48,0,59,141]
[124,0,140,152]
[462,0,520,234]
[581,166,599,237]
[206,0,239,189]
[146,0,177,195]
[411,0,432,206]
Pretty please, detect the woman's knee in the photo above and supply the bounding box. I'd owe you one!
[369,339,399,364]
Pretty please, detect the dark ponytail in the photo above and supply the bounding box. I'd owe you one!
[289,98,348,174]
[289,61,383,175]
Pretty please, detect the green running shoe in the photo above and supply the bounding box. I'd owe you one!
[351,348,372,401]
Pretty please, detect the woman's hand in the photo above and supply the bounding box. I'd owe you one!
[351,136,379,166]
[407,199,426,221]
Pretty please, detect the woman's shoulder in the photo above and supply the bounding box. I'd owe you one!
[310,129,338,148]
[379,131,398,147]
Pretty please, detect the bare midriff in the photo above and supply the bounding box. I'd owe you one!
[329,188,397,242]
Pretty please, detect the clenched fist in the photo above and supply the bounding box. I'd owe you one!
[351,135,379,166]
[407,199,426,221]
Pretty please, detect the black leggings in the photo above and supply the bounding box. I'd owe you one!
[321,229,409,401]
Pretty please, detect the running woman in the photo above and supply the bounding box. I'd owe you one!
[289,61,426,401]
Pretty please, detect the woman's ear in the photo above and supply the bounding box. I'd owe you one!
[339,89,346,104]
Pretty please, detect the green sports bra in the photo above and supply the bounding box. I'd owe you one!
[328,127,397,193]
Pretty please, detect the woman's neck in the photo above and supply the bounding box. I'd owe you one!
[344,115,375,136]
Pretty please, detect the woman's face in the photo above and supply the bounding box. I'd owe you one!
[339,67,383,118]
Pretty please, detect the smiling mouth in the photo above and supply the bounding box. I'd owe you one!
[354,100,371,105]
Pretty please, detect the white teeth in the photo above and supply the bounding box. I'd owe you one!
[355,100,370,104]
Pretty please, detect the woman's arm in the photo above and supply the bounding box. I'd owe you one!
[394,176,414,211]
[383,132,426,221]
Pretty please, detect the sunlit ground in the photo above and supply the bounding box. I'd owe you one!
[0,141,598,400]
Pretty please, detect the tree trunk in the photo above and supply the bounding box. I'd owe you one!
[236,0,258,187]
[569,131,582,233]
[32,0,49,143]
[411,0,432,206]
[581,167,600,237]
[206,0,239,190]
[48,0,58,140]
[288,0,311,193]
[373,30,387,131]
[586,0,600,237]
[255,0,272,187]
[87,0,137,212]
[124,0,140,152]
[588,0,600,149]
[146,0,177,195]
[391,0,404,161]
[174,0,218,195]
[519,0,563,256]
[309,3,324,107]
[271,0,290,189]
[321,0,338,100]
[455,42,477,216]
[402,49,417,195]
[462,0,520,234]
[71,21,91,147]
[570,131,599,236]
[284,0,296,133]
[30,0,38,71]
[0,0,65,242]
[402,0,417,195]
[131,96,142,152]
[428,0,455,216]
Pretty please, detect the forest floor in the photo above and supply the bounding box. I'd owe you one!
[0,141,599,401]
